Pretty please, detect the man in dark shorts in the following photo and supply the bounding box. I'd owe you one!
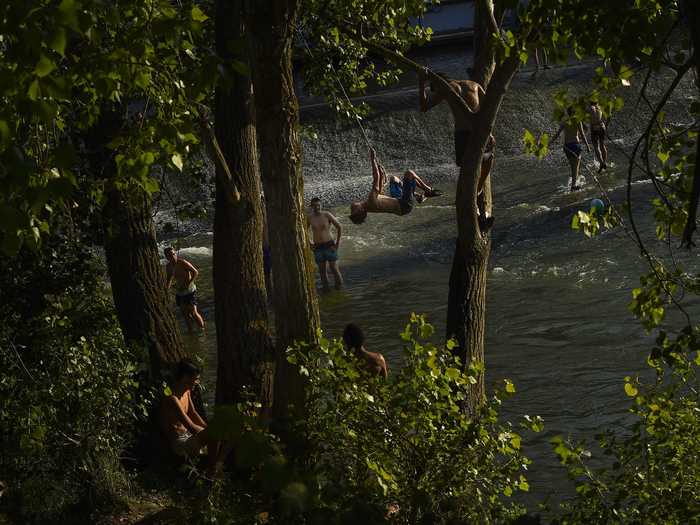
[308,197,343,290]
[589,100,608,171]
[349,149,439,224]
[552,107,591,191]
[165,247,205,333]
[343,323,388,378]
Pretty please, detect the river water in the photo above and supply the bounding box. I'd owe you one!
[159,55,698,507]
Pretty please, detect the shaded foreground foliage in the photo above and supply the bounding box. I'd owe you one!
[0,236,147,522]
[199,315,540,524]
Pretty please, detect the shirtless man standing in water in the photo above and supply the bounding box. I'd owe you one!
[308,197,343,290]
[589,101,608,171]
[553,107,591,192]
[165,247,205,333]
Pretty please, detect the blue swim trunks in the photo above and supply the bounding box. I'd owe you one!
[389,179,403,199]
[313,241,338,264]
[564,142,582,159]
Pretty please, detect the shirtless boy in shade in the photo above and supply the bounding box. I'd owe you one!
[159,360,228,476]
[552,107,591,191]
[308,197,343,290]
[165,247,205,333]
[343,323,388,378]
[349,148,438,224]
[589,101,608,171]
[419,70,495,231]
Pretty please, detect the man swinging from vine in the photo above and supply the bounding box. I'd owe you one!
[349,148,440,224]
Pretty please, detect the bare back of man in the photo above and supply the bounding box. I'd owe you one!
[357,347,389,378]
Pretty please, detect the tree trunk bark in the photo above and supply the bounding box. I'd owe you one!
[214,0,275,407]
[102,189,185,373]
[472,0,497,89]
[446,51,520,410]
[247,0,320,418]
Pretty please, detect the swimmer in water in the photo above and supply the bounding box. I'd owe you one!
[343,323,388,378]
[588,100,608,171]
[552,107,590,192]
[307,196,343,290]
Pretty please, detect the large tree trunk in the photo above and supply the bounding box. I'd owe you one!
[247,0,320,418]
[213,0,275,407]
[102,188,185,373]
[446,50,520,410]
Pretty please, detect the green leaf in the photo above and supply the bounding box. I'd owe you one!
[191,5,209,22]
[171,153,184,171]
[50,28,67,57]
[445,367,460,380]
[511,435,521,449]
[656,151,669,163]
[0,120,10,147]
[34,54,56,78]
[504,379,516,393]
[624,382,638,397]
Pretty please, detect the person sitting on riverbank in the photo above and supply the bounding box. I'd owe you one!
[343,323,389,378]
[349,149,439,224]
[308,197,343,290]
[552,107,590,192]
[159,360,228,476]
[164,247,205,333]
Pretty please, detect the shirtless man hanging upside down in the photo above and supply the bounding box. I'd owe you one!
[349,148,439,224]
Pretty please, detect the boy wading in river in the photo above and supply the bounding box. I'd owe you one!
[589,100,609,171]
[164,247,205,333]
[553,107,591,191]
[308,197,343,290]
[349,148,439,224]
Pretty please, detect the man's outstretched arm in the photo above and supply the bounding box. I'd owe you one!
[180,259,199,284]
[327,213,342,249]
[411,171,432,193]
[419,70,443,112]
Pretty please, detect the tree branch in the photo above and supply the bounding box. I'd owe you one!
[197,115,241,204]
[344,32,477,122]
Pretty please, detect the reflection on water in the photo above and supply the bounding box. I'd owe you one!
[164,157,696,505]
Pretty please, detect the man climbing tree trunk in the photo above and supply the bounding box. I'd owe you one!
[213,0,275,407]
[445,1,521,412]
[247,0,321,417]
